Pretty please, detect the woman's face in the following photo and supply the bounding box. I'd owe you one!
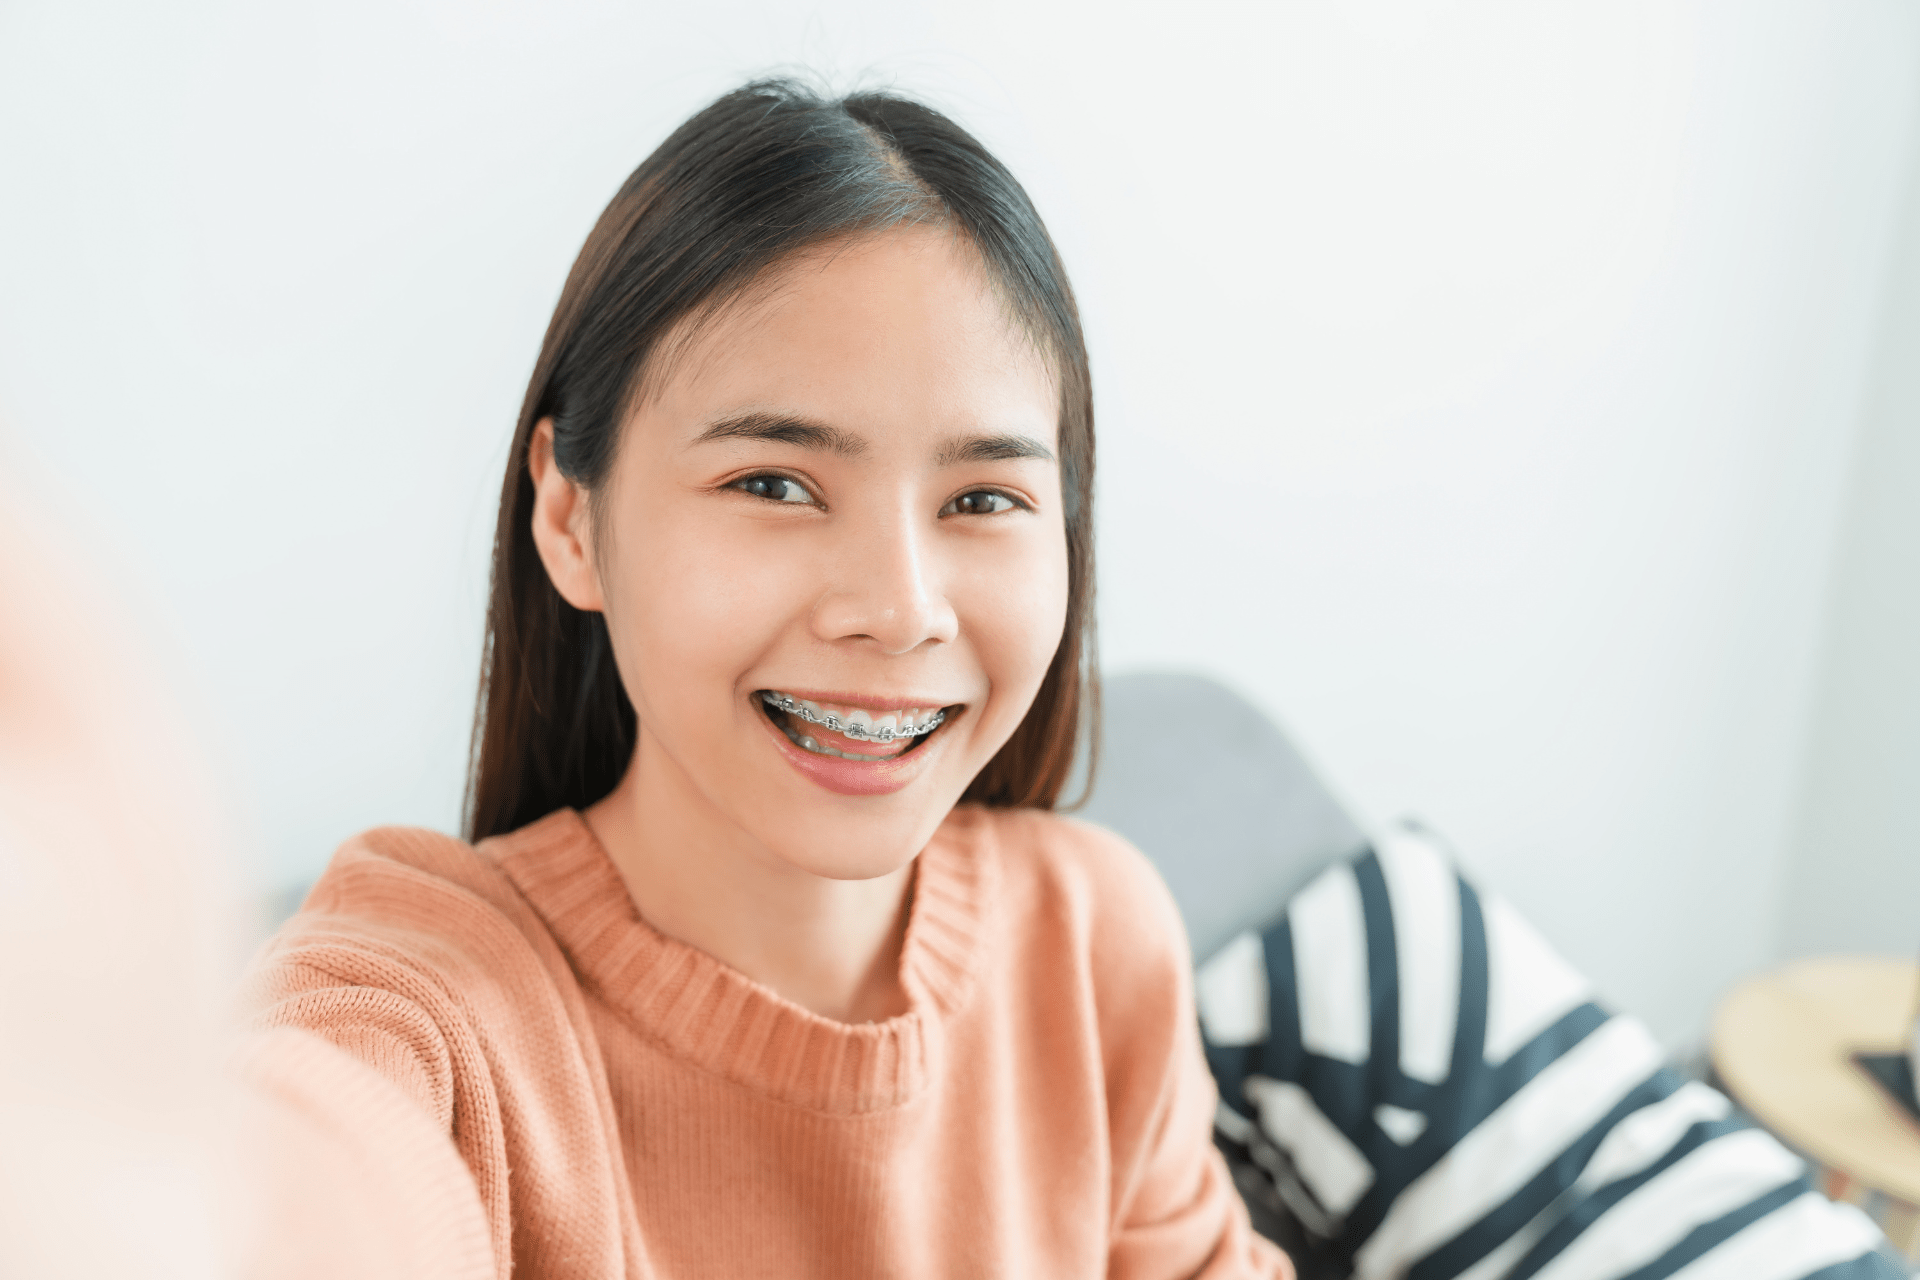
[561,227,1068,880]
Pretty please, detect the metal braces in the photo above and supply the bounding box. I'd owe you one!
[760,691,947,743]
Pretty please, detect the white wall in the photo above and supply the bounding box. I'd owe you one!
[2,0,1915,1048]
[1776,110,1920,967]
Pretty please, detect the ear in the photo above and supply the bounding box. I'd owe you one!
[527,418,606,613]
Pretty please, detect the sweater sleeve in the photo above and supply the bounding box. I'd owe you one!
[1078,821,1296,1280]
[229,1024,497,1280]
[234,950,506,1280]
[1107,988,1297,1280]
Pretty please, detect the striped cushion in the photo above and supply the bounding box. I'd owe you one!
[1197,826,1900,1280]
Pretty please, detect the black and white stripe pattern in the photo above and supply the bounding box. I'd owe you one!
[1198,827,1898,1280]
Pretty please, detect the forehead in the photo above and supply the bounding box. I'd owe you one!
[640,228,1060,450]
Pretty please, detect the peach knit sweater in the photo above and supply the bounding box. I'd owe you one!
[238,804,1293,1279]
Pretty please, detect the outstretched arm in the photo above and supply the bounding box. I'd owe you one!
[0,471,493,1280]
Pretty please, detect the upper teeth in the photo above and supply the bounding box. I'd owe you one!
[761,691,947,742]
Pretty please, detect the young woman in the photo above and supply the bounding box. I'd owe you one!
[244,80,1292,1279]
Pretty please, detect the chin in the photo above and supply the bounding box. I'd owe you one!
[752,801,953,881]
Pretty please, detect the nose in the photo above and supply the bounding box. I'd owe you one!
[810,504,959,655]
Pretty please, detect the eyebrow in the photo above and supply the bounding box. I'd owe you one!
[934,433,1055,466]
[691,411,868,458]
[690,412,1054,466]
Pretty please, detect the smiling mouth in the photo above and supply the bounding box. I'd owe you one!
[758,690,954,761]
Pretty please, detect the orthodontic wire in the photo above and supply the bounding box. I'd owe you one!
[760,692,946,744]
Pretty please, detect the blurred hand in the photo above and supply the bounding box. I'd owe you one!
[0,453,243,1278]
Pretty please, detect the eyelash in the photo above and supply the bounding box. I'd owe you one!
[729,473,1028,517]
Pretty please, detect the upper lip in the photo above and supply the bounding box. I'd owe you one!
[758,687,964,712]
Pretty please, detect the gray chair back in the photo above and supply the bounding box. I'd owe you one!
[1071,671,1368,965]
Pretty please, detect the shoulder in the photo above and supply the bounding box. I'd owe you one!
[949,804,1194,988]
[250,815,579,1024]
[244,814,597,1120]
[278,824,521,954]
[961,805,1185,928]
[278,809,590,938]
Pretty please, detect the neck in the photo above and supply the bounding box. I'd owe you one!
[584,727,914,1024]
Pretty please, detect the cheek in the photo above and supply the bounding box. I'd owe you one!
[604,506,798,720]
[962,526,1072,721]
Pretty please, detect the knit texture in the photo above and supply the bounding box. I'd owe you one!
[241,805,1292,1279]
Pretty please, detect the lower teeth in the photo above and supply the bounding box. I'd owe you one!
[784,724,914,761]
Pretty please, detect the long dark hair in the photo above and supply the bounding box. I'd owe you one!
[463,79,1098,842]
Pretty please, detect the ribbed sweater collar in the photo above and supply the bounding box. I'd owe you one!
[485,806,995,1115]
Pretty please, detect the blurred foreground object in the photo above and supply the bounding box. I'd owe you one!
[0,458,239,1275]
[0,455,494,1278]
[1713,957,1920,1263]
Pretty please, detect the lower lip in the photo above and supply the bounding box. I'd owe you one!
[755,702,948,797]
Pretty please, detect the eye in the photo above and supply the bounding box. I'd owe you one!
[734,473,817,505]
[941,489,1022,517]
